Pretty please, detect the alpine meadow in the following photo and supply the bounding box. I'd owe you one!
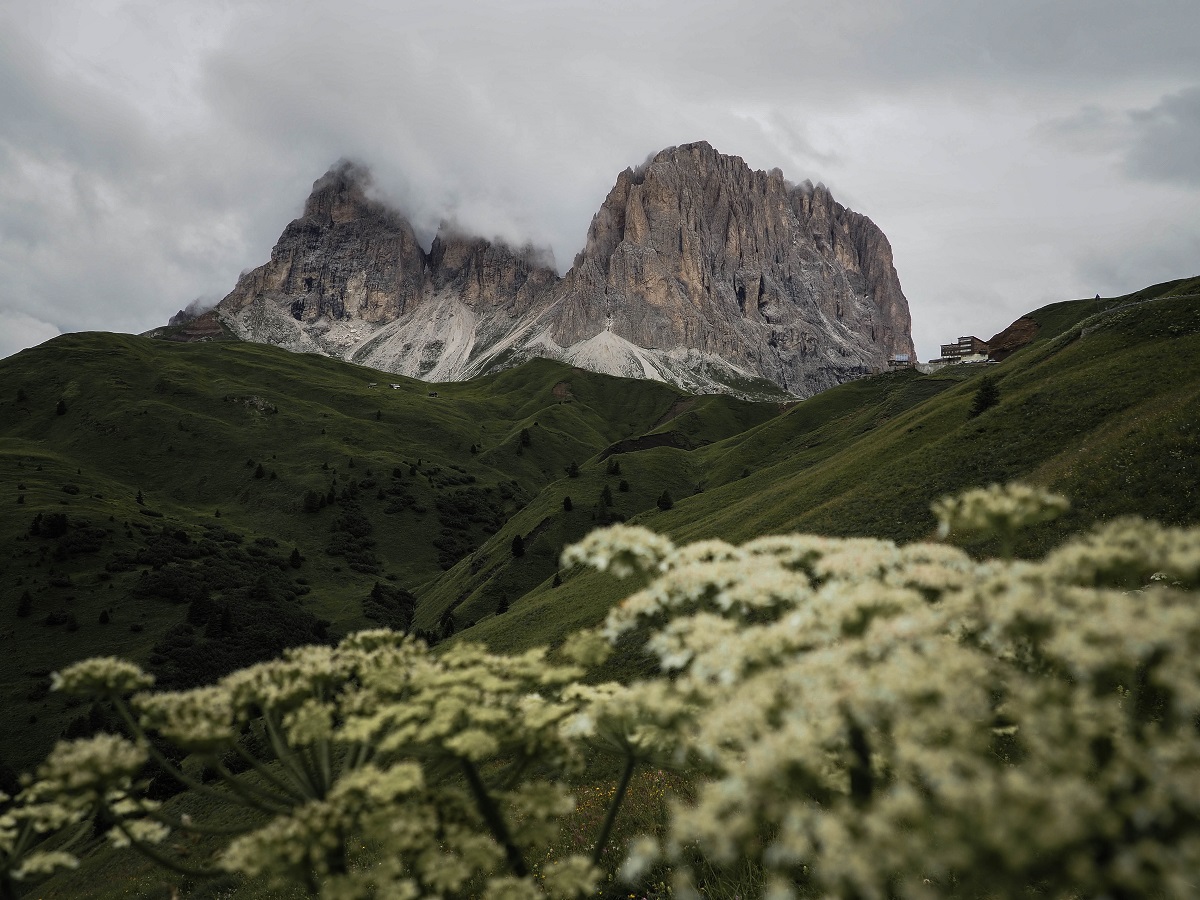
[7,0,1200,891]
[2,273,1200,900]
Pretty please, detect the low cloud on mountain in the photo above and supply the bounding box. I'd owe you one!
[1,0,1197,361]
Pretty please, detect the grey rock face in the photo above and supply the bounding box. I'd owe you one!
[219,162,430,358]
[546,142,914,396]
[217,145,915,398]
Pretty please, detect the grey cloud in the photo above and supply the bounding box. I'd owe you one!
[0,310,60,360]
[852,0,1200,89]
[1076,229,1200,297]
[2,0,1200,363]
[1038,86,1200,187]
[0,30,149,178]
[1036,105,1130,155]
[1126,87,1200,186]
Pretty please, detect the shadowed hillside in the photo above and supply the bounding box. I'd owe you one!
[2,276,1198,775]
[456,276,1200,655]
[0,338,777,771]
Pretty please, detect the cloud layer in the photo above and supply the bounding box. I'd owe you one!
[1,0,1197,361]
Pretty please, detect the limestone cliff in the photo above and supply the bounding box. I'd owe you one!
[216,145,915,398]
[217,161,429,359]
[544,142,914,395]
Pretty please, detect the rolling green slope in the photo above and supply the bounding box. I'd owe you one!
[667,275,1200,545]
[4,274,1199,900]
[457,277,1200,654]
[2,275,1198,774]
[0,336,775,771]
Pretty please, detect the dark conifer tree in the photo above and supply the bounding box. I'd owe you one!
[969,375,1001,418]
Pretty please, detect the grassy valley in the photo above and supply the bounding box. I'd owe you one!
[0,338,778,774]
[446,276,1200,655]
[0,272,1196,798]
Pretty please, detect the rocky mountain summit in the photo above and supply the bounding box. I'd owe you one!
[216,143,914,398]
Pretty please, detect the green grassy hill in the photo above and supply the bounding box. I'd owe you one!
[2,275,1199,778]
[0,338,776,773]
[456,276,1200,655]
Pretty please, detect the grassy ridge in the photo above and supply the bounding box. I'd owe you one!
[0,338,774,772]
[3,274,1199,900]
[2,276,1198,773]
[664,277,1200,545]
[460,277,1200,654]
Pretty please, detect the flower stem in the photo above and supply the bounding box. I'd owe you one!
[262,711,320,799]
[111,697,227,800]
[139,802,260,836]
[229,741,309,804]
[108,813,224,880]
[212,759,295,815]
[460,758,528,877]
[593,753,637,866]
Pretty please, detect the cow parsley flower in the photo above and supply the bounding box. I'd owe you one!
[50,658,154,698]
[933,482,1069,548]
[561,524,675,577]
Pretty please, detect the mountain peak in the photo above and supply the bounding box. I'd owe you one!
[215,144,915,398]
[303,159,375,223]
[652,140,718,162]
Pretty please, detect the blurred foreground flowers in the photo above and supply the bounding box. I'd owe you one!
[4,483,1199,899]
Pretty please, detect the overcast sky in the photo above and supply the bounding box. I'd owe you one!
[2,0,1198,363]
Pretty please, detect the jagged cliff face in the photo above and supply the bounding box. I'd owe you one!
[217,144,914,398]
[548,142,913,395]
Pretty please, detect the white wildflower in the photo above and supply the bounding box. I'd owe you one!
[541,854,601,898]
[135,684,235,751]
[561,524,675,577]
[27,734,146,803]
[14,485,1200,900]
[107,818,170,849]
[12,850,79,880]
[558,628,612,666]
[51,658,154,697]
[933,482,1069,543]
[619,835,662,883]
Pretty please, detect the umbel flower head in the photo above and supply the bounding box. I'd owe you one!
[7,483,1199,900]
[25,734,147,808]
[50,658,154,698]
[932,481,1069,552]
[560,524,674,577]
[563,491,1200,900]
